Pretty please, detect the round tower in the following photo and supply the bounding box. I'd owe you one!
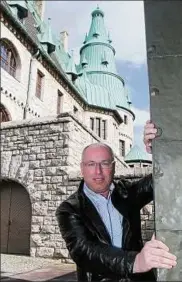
[75,6,135,157]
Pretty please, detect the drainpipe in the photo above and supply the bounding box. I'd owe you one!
[23,49,40,119]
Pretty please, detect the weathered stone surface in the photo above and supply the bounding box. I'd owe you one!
[54,248,69,258]
[31,191,42,201]
[45,167,57,176]
[34,169,45,177]
[153,141,182,230]
[145,1,182,280]
[41,191,51,201]
[24,170,34,185]
[31,216,44,224]
[1,151,12,176]
[32,202,48,216]
[9,155,22,178]
[41,225,55,234]
[29,161,40,169]
[31,225,41,233]
[156,231,182,281]
[144,1,182,56]
[36,247,54,258]
[148,57,182,141]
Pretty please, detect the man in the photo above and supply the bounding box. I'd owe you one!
[56,121,177,281]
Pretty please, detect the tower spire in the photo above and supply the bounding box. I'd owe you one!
[76,6,134,115]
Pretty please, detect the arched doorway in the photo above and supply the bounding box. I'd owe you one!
[0,180,32,255]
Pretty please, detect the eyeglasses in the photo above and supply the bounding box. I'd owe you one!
[82,160,115,169]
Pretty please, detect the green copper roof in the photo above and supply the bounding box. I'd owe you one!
[66,55,78,78]
[4,1,134,117]
[125,145,152,163]
[76,6,134,116]
[7,0,27,11]
[40,18,56,53]
[92,6,104,17]
[75,70,113,108]
[87,6,108,44]
[7,0,28,18]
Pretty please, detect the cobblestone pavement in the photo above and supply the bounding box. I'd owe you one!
[1,254,77,281]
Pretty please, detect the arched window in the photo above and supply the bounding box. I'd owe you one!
[0,40,17,78]
[0,104,11,122]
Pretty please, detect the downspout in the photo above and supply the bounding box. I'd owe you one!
[23,49,40,119]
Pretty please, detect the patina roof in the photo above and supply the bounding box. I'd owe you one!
[125,145,152,163]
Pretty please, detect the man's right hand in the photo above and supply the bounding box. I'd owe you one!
[133,235,177,273]
[143,120,157,154]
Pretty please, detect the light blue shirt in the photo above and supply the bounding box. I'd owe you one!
[83,183,123,248]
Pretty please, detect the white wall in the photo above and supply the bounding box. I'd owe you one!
[1,21,134,157]
[118,109,134,156]
[1,23,84,121]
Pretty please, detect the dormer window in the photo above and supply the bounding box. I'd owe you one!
[93,32,99,38]
[8,2,28,20]
[101,51,109,66]
[17,10,25,24]
[101,59,108,66]
[81,55,88,68]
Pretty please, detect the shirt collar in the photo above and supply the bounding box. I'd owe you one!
[83,182,115,200]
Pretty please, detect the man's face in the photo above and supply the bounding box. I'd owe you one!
[80,146,115,194]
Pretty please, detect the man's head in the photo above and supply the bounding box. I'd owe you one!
[80,143,115,194]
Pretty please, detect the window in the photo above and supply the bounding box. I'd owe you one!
[0,104,11,122]
[90,118,107,139]
[35,70,44,99]
[119,140,125,157]
[96,118,101,137]
[0,40,16,78]
[17,10,25,24]
[124,115,128,124]
[101,120,107,140]
[57,90,63,114]
[90,118,94,131]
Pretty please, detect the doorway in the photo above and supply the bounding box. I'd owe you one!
[0,180,32,255]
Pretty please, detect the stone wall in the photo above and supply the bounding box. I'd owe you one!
[1,113,134,261]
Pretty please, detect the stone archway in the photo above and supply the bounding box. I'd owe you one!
[0,180,32,255]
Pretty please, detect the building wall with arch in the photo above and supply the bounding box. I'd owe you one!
[1,23,85,122]
[1,5,135,159]
[1,24,31,120]
[1,114,130,259]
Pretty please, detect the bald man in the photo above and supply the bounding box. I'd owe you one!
[56,122,176,282]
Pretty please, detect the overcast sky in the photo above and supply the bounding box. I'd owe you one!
[44,1,151,150]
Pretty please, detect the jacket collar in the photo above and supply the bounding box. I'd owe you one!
[78,180,111,244]
[77,179,130,245]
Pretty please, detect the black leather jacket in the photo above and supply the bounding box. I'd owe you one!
[56,175,156,281]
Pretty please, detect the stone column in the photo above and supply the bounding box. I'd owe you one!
[144,1,182,281]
